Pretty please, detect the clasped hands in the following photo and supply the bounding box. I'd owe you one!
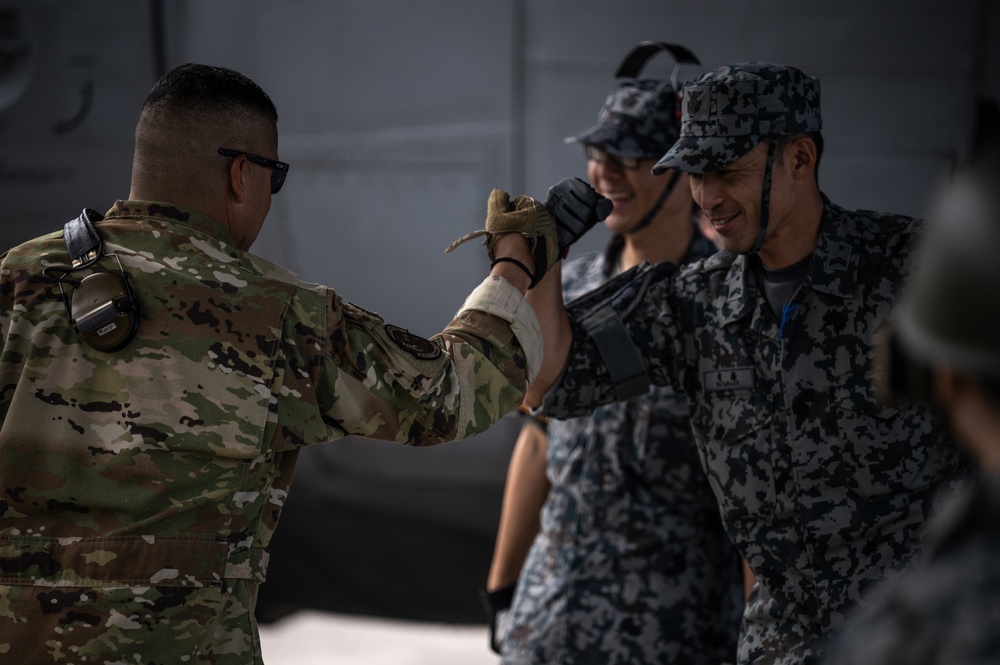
[445,178,613,287]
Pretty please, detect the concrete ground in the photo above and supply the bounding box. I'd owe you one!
[259,610,501,665]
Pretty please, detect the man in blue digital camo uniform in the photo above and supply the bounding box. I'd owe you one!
[485,42,743,665]
[523,62,973,664]
[0,63,608,664]
[822,154,1000,665]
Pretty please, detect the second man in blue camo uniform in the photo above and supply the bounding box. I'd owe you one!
[524,62,973,664]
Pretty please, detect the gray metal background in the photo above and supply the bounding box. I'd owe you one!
[1,0,998,622]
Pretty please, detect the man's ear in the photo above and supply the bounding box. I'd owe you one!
[788,135,817,181]
[228,154,250,203]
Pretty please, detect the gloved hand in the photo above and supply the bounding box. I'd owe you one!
[445,178,611,287]
[544,177,613,257]
[479,584,516,655]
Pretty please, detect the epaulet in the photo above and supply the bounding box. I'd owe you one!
[844,207,922,257]
[855,208,921,235]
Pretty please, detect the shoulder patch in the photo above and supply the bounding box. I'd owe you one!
[825,240,853,272]
[384,324,442,360]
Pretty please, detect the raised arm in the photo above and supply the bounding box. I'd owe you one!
[523,263,573,408]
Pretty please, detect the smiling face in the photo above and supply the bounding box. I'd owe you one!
[586,147,689,235]
[688,140,783,256]
[688,136,825,269]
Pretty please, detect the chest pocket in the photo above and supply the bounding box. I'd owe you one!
[835,384,941,500]
[694,382,776,523]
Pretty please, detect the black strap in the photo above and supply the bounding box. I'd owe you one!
[579,305,651,401]
[751,140,778,254]
[566,262,677,402]
[64,208,105,265]
[625,169,682,235]
[491,256,538,288]
[614,41,700,79]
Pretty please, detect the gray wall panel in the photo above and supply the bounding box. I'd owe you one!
[0,0,152,250]
[266,128,507,334]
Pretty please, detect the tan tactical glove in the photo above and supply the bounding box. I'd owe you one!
[445,178,612,287]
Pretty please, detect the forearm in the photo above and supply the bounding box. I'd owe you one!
[325,265,542,444]
[487,421,551,590]
[522,263,572,409]
[488,233,534,294]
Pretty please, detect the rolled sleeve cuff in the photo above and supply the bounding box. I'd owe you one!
[460,275,543,384]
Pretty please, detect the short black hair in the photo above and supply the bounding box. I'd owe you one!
[142,63,278,123]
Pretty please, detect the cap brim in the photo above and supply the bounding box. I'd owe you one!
[652,135,763,174]
[564,124,664,159]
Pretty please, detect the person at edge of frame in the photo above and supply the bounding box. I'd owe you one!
[483,41,745,665]
[0,62,610,664]
[822,150,1000,665]
[521,61,974,665]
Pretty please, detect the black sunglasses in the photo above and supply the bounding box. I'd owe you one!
[218,148,290,194]
[584,145,642,171]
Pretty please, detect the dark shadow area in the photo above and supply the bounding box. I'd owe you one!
[256,419,519,625]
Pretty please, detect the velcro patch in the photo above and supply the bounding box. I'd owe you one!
[684,85,711,121]
[826,241,853,272]
[704,366,755,392]
[384,324,442,360]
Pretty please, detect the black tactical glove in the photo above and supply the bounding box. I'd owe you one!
[479,583,516,655]
[545,177,613,258]
[445,178,611,287]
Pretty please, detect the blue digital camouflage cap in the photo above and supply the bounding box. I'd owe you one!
[652,62,822,174]
[565,78,682,160]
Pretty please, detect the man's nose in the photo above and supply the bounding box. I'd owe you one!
[694,174,723,210]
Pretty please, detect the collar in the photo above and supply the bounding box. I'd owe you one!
[719,194,858,326]
[103,200,239,249]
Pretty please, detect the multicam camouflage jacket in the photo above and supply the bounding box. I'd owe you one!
[821,471,1000,665]
[539,197,973,665]
[503,228,744,665]
[0,200,541,664]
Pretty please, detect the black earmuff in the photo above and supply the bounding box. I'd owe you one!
[43,208,140,352]
[69,269,139,352]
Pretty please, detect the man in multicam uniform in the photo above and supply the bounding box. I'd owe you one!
[822,154,1000,665]
[524,62,973,664]
[0,63,607,664]
[485,42,743,665]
